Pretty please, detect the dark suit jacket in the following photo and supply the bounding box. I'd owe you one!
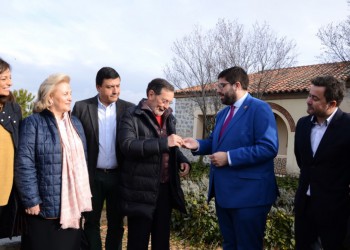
[72,96,134,185]
[294,108,350,225]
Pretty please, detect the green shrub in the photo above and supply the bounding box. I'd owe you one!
[188,160,210,181]
[276,175,299,191]
[264,207,295,250]
[172,160,298,249]
[264,178,297,250]
[171,176,221,247]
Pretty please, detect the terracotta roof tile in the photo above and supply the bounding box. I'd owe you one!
[175,62,350,95]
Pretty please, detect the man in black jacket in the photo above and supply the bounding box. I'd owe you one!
[72,67,134,250]
[118,78,190,250]
[294,76,350,249]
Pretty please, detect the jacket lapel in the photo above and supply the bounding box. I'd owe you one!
[217,95,251,144]
[88,97,99,144]
[313,109,342,159]
[215,106,230,140]
[302,117,314,159]
[213,106,230,149]
[116,99,125,126]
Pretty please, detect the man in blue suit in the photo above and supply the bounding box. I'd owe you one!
[183,66,279,249]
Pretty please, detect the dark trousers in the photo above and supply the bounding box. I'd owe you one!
[84,170,124,250]
[21,215,81,250]
[127,183,172,250]
[295,197,348,250]
[215,203,271,250]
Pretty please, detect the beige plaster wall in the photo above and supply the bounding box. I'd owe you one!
[269,98,305,175]
[341,88,350,112]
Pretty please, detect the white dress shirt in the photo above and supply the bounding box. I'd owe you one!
[306,108,338,196]
[96,98,118,169]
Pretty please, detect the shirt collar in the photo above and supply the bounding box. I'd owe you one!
[311,107,338,126]
[97,96,116,109]
[233,92,248,109]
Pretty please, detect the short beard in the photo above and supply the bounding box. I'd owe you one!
[221,91,236,106]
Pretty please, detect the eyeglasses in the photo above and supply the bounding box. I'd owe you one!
[217,82,231,89]
[217,81,239,90]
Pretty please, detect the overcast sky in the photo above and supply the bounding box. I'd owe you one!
[1,0,349,105]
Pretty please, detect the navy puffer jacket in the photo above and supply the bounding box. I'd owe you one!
[15,109,87,218]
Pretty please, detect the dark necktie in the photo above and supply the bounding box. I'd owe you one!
[219,105,235,139]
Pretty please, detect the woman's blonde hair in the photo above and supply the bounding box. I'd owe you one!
[33,73,70,113]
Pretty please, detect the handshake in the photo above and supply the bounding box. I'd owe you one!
[167,134,196,177]
[167,134,199,150]
[168,134,229,168]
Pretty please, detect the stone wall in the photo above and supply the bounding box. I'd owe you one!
[274,156,287,176]
[175,98,195,138]
[175,98,200,163]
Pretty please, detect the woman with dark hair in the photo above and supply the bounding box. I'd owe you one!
[0,58,22,239]
[15,73,92,250]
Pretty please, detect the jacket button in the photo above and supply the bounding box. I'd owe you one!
[13,120,16,123]
[0,119,3,122]
[8,116,10,118]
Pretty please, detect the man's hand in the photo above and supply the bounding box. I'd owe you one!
[209,152,228,167]
[168,134,183,147]
[179,163,190,177]
[25,204,40,215]
[182,138,199,150]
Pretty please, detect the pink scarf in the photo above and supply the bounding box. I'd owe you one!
[59,112,92,229]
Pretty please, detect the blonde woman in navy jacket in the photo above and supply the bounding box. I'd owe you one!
[15,74,91,250]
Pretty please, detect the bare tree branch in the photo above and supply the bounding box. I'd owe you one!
[214,20,297,98]
[317,17,350,62]
[164,26,218,138]
[164,19,297,137]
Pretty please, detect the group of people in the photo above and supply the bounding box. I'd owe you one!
[0,56,349,250]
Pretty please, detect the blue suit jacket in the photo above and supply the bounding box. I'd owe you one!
[195,94,279,208]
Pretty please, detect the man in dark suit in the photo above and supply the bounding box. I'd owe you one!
[294,76,350,250]
[72,67,134,250]
[183,66,279,249]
